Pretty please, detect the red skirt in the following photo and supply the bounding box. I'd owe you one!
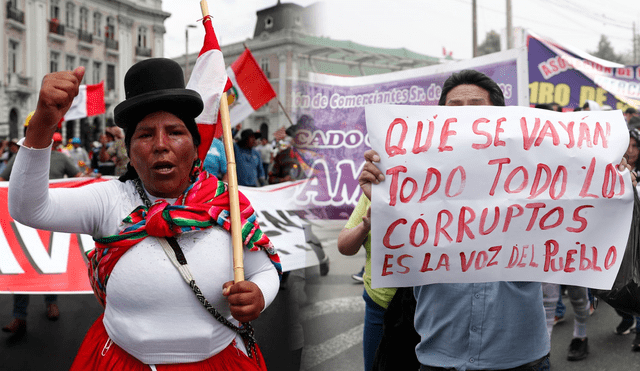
[70,315,267,371]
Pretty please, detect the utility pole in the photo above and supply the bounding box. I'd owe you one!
[634,22,637,64]
[472,0,478,57]
[506,0,513,49]
[185,25,197,80]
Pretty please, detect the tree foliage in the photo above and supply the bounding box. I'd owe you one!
[477,30,501,56]
[590,35,625,64]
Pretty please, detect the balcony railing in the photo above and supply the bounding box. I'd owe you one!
[49,20,65,35]
[78,29,93,43]
[135,46,152,57]
[6,72,33,95]
[105,38,119,50]
[6,4,24,24]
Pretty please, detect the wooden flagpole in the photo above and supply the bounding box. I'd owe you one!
[200,0,244,282]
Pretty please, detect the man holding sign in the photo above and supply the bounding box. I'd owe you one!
[359,70,634,371]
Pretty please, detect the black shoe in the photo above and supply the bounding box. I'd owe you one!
[2,319,26,337]
[351,267,364,283]
[616,318,635,335]
[567,337,589,361]
[633,334,640,352]
[319,256,330,276]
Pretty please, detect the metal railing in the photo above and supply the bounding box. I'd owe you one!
[6,72,32,92]
[135,46,152,57]
[49,20,65,35]
[78,29,93,43]
[106,38,119,50]
[6,4,24,23]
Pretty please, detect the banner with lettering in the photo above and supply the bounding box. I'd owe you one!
[292,49,528,219]
[528,32,640,111]
[366,105,633,289]
[0,178,319,294]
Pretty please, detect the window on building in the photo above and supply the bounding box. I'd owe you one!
[79,58,89,78]
[65,2,75,29]
[93,61,102,84]
[260,58,270,79]
[7,0,19,9]
[65,55,75,71]
[79,7,88,31]
[106,17,115,40]
[107,64,115,91]
[50,51,60,72]
[138,27,147,48]
[93,12,102,36]
[265,16,273,29]
[50,0,60,20]
[8,40,19,74]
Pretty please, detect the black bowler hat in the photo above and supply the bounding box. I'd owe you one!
[114,58,203,128]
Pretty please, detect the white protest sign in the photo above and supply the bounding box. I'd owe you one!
[366,105,633,290]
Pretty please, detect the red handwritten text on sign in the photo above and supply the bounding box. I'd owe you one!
[366,105,632,290]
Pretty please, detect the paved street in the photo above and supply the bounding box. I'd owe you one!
[1,220,640,370]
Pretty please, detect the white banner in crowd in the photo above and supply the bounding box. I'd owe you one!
[366,105,633,290]
[240,180,321,272]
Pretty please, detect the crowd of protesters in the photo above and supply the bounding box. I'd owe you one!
[3,61,640,371]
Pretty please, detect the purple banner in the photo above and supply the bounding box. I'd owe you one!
[528,34,640,110]
[292,58,521,218]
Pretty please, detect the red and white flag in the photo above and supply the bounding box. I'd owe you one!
[186,16,232,161]
[63,81,106,121]
[227,49,276,126]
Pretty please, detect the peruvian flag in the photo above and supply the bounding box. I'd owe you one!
[227,48,276,126]
[186,16,232,162]
[63,82,106,121]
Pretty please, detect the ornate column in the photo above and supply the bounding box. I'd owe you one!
[153,24,166,59]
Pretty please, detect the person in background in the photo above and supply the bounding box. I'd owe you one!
[234,129,266,187]
[615,128,640,352]
[105,126,129,176]
[628,116,640,130]
[67,137,91,174]
[255,136,274,182]
[96,129,117,175]
[624,107,638,124]
[582,100,600,111]
[203,135,228,181]
[338,193,396,371]
[536,103,591,361]
[0,139,20,174]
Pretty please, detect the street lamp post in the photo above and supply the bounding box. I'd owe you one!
[185,24,197,80]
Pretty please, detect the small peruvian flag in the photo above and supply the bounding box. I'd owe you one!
[63,82,106,121]
[227,48,277,126]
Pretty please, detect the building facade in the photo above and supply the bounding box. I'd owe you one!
[1,0,169,145]
[178,1,441,141]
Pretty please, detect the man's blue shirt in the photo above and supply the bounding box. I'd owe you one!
[234,143,265,187]
[414,282,549,370]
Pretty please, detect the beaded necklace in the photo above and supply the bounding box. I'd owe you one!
[133,177,257,358]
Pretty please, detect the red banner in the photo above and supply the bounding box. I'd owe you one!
[0,178,107,294]
[0,177,320,294]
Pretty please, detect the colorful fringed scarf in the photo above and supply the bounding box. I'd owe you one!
[86,171,281,307]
